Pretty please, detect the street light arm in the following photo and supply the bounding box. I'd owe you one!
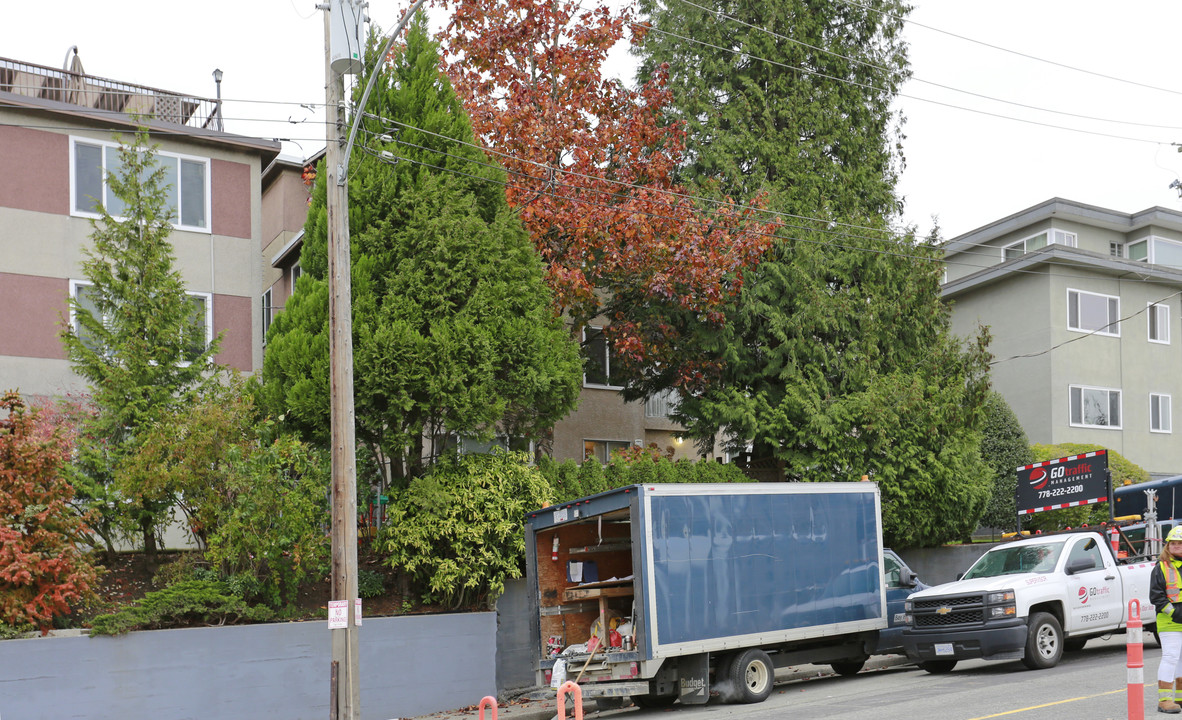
[341,0,429,180]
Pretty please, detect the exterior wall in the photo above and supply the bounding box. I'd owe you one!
[948,269,1054,444]
[0,107,272,400]
[0,613,496,720]
[550,386,704,463]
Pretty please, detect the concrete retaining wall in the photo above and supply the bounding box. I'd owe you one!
[898,542,1001,586]
[0,613,495,720]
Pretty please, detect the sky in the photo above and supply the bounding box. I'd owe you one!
[7,0,1182,241]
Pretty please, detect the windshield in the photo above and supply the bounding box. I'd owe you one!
[962,543,1064,579]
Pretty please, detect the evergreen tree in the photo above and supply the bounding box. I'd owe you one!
[978,391,1034,533]
[633,0,909,217]
[261,15,582,491]
[60,129,221,558]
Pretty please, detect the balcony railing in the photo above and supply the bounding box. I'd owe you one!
[0,56,222,131]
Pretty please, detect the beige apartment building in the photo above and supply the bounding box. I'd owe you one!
[0,54,279,401]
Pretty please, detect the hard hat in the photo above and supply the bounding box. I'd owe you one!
[1166,525,1182,543]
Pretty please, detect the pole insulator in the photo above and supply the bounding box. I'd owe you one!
[1128,598,1144,720]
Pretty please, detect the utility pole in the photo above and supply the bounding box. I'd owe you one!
[323,1,361,718]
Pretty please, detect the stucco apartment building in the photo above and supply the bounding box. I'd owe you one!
[942,198,1182,477]
[0,54,279,401]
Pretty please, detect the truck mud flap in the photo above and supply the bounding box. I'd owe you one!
[678,653,710,705]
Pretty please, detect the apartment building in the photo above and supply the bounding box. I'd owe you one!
[0,54,280,401]
[942,198,1182,477]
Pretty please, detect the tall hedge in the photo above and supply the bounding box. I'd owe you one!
[539,455,752,504]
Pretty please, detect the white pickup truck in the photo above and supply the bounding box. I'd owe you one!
[901,530,1154,672]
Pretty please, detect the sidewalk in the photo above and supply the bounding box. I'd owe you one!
[406,655,914,720]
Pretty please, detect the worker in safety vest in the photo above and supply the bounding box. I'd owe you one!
[1150,525,1182,714]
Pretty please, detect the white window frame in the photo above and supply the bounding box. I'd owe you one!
[582,325,623,389]
[1051,229,1078,248]
[1067,288,1120,337]
[1110,242,1124,258]
[70,280,213,362]
[583,439,634,464]
[1128,235,1182,266]
[1069,384,1122,430]
[261,287,274,345]
[1001,239,1026,261]
[290,262,303,291]
[69,136,211,233]
[1149,302,1170,345]
[1151,393,1173,434]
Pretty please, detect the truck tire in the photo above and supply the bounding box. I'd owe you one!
[919,660,957,674]
[830,659,867,676]
[727,648,775,704]
[1021,612,1064,670]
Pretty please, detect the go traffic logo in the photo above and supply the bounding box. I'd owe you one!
[1078,586,1089,605]
[1029,467,1049,490]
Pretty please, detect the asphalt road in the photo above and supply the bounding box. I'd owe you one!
[610,636,1158,720]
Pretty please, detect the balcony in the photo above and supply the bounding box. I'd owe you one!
[0,56,222,131]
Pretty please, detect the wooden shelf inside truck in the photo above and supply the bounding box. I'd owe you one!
[562,584,633,602]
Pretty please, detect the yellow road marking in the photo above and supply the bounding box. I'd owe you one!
[964,688,1127,719]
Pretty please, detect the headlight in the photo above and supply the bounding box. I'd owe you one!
[986,591,1015,604]
[989,606,1017,618]
[904,600,913,612]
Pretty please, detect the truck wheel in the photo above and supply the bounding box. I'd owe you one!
[830,659,867,676]
[727,648,775,704]
[1021,612,1064,670]
[919,660,957,674]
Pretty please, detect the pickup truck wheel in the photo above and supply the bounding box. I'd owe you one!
[1021,612,1064,670]
[727,648,775,704]
[919,660,957,674]
[830,659,867,676]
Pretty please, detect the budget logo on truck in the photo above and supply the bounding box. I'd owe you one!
[1015,451,1108,517]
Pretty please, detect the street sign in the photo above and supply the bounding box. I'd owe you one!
[1016,450,1109,516]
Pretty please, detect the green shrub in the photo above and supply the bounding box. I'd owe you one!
[378,451,552,608]
[151,553,216,588]
[357,569,385,599]
[540,454,752,503]
[88,580,273,636]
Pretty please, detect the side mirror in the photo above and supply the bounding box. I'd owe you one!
[899,567,918,588]
[956,572,965,581]
[1066,557,1097,575]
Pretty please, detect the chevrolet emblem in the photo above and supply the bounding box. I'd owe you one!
[936,606,952,615]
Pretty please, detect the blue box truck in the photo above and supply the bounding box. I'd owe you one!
[523,482,920,706]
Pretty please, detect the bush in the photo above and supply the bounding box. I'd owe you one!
[539,454,752,503]
[88,580,273,636]
[378,451,552,608]
[357,569,385,599]
[0,391,99,633]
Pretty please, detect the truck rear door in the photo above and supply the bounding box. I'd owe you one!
[1064,535,1121,633]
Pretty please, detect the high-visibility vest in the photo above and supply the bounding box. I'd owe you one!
[1163,560,1182,603]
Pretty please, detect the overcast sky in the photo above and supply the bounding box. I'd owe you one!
[7,0,1182,240]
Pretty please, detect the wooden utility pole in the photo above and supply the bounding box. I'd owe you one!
[324,7,360,720]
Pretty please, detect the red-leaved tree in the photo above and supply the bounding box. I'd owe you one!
[434,0,779,387]
[0,391,98,633]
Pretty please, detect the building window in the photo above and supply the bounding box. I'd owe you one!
[70,137,209,231]
[1128,236,1182,269]
[1110,243,1124,258]
[584,440,633,464]
[1149,302,1170,344]
[290,263,303,292]
[1069,385,1121,429]
[1067,289,1120,336]
[583,326,621,388]
[262,288,273,345]
[1152,394,1173,433]
[71,280,212,362]
[1002,239,1025,261]
[1051,229,1078,248]
[645,388,680,418]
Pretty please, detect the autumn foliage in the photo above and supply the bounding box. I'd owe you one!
[435,0,779,383]
[0,391,98,633]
